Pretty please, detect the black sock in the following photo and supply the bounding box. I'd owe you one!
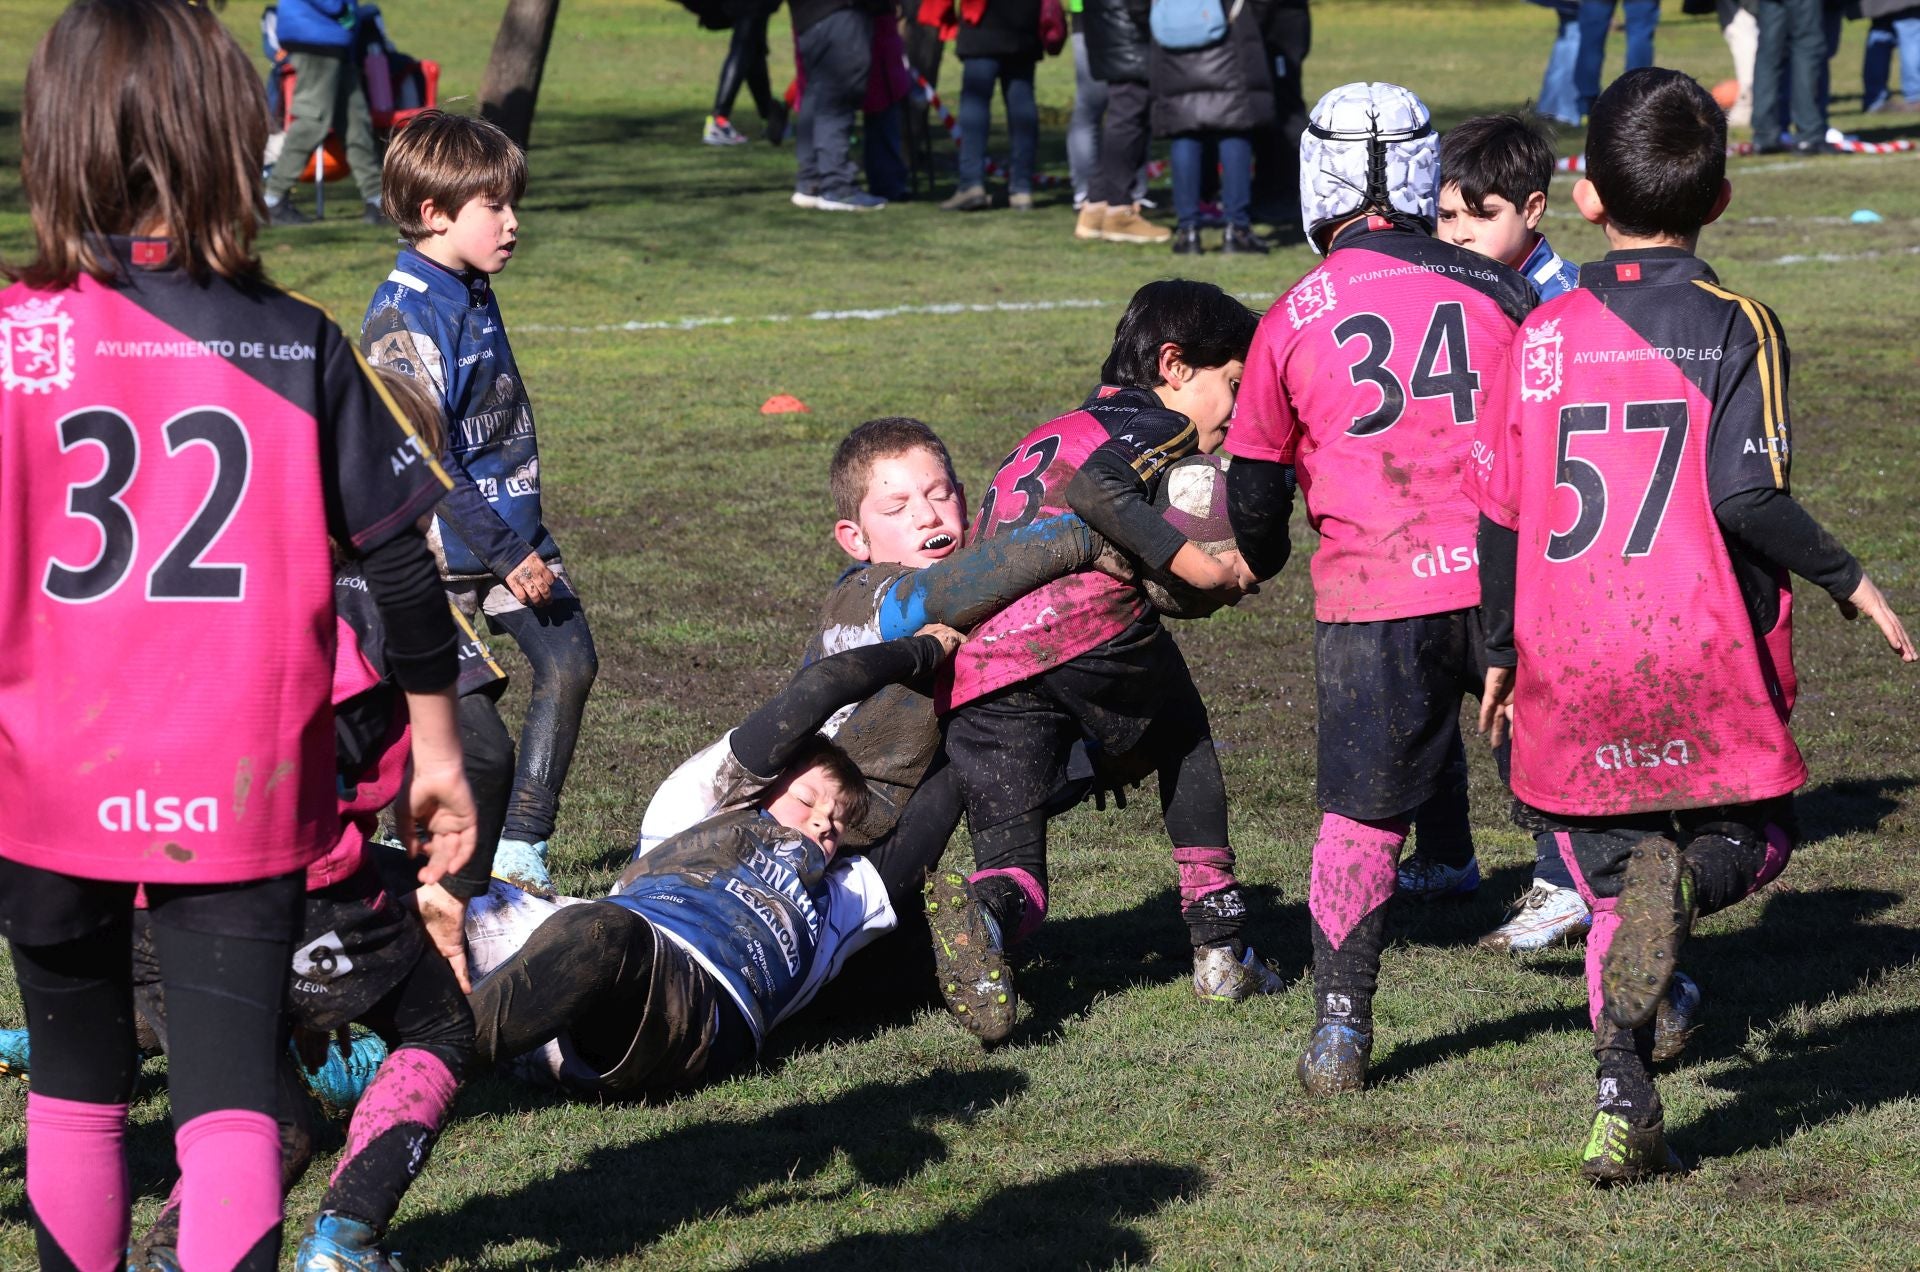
[971,875,1028,944]
[1310,906,1388,1032]
[1183,887,1248,951]
[1681,823,1771,917]
[1594,1022,1661,1127]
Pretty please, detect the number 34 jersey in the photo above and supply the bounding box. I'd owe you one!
[0,241,449,884]
[1229,222,1535,622]
[1467,249,1806,816]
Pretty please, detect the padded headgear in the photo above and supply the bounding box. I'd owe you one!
[1299,81,1439,254]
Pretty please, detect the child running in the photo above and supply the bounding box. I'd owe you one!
[1469,67,1914,1182]
[938,279,1285,1031]
[0,5,474,1269]
[362,109,597,891]
[1397,110,1594,951]
[1223,82,1535,1096]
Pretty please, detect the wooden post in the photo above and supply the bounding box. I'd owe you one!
[479,0,563,150]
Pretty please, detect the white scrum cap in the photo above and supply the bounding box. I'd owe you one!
[1299,81,1439,253]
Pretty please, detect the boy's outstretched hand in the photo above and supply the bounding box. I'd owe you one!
[1479,667,1515,749]
[410,881,472,992]
[916,623,966,659]
[1838,575,1918,661]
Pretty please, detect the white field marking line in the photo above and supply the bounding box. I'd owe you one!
[514,251,1909,337]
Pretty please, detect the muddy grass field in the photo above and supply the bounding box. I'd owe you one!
[3,0,1920,1265]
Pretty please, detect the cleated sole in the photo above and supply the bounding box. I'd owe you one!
[1602,836,1690,1030]
[924,871,1016,1044]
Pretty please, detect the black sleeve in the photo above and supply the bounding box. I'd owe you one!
[729,635,949,779]
[360,528,460,693]
[1478,514,1518,669]
[1065,460,1189,570]
[319,325,453,554]
[1225,456,1296,582]
[1714,487,1863,601]
[442,693,516,900]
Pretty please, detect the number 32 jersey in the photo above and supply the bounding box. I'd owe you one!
[1467,249,1806,816]
[1229,222,1535,622]
[0,240,449,884]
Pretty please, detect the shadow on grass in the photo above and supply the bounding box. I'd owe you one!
[1390,862,1537,951]
[737,1159,1206,1271]
[1797,774,1916,845]
[1370,1005,1579,1087]
[406,1066,1030,1268]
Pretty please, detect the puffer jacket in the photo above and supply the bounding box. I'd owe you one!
[958,0,1043,60]
[1084,0,1151,83]
[1150,0,1275,136]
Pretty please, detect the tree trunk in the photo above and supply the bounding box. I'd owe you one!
[479,0,563,149]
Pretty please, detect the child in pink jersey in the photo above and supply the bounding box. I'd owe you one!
[938,279,1285,1036]
[1224,82,1535,1098]
[0,5,474,1268]
[1470,68,1914,1183]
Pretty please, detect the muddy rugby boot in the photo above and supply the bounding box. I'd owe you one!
[1603,835,1693,1030]
[296,1212,405,1272]
[1192,944,1287,1002]
[1297,1021,1372,1097]
[1580,1111,1684,1185]
[1651,972,1703,1064]
[1478,880,1591,951]
[925,871,1016,1043]
[1396,853,1481,900]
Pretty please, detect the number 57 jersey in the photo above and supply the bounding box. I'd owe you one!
[1229,223,1536,622]
[0,245,449,884]
[1467,250,1807,817]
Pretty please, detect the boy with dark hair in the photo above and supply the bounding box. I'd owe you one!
[363,110,600,897]
[1402,110,1590,953]
[1224,82,1535,1098]
[937,279,1287,1031]
[1470,66,1914,1183]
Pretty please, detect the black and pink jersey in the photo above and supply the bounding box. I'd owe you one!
[0,239,449,884]
[1469,248,1806,816]
[943,386,1194,709]
[1229,221,1534,622]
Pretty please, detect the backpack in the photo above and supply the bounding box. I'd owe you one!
[1149,0,1244,52]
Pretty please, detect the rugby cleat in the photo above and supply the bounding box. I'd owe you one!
[1651,971,1703,1065]
[924,870,1017,1044]
[1297,1021,1372,1097]
[1478,881,1592,951]
[491,837,554,898]
[702,114,749,146]
[295,1028,390,1117]
[1192,944,1287,1002]
[1579,1111,1684,1185]
[1602,835,1693,1030]
[295,1212,404,1272]
[0,1027,29,1082]
[1396,854,1481,900]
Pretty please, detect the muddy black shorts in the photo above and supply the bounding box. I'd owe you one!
[1517,796,1798,902]
[1314,608,1488,822]
[0,858,303,947]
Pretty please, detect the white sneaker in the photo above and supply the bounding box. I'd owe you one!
[1478,881,1592,952]
[816,191,887,212]
[1192,944,1287,1002]
[791,191,824,209]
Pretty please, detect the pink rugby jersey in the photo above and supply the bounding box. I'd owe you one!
[0,239,448,884]
[1229,220,1534,622]
[1468,249,1807,816]
[944,387,1191,709]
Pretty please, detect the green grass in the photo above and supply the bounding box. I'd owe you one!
[3,0,1920,1265]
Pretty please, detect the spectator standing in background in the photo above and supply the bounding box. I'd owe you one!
[1249,0,1311,226]
[704,0,791,145]
[1534,0,1585,124]
[1151,0,1274,254]
[1751,0,1831,151]
[1067,0,1106,208]
[264,0,386,224]
[793,0,889,209]
[1863,0,1920,111]
[941,0,1044,209]
[1078,0,1164,241]
[1574,0,1661,114]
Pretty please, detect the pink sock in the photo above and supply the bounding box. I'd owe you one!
[1173,846,1236,905]
[1752,822,1793,893]
[1584,901,1621,1030]
[1554,832,1600,907]
[25,1092,129,1272]
[968,867,1048,944]
[1308,813,1407,951]
[176,1109,283,1270]
[334,1048,459,1179]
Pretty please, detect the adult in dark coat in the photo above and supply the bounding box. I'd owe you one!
[1150,0,1275,251]
[942,0,1044,207]
[1075,0,1169,241]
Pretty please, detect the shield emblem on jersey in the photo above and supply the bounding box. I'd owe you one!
[1519,317,1563,402]
[1286,269,1338,330]
[1,295,76,395]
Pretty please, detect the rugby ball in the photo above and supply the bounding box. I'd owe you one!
[1142,453,1239,620]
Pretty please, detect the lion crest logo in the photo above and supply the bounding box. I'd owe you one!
[1,294,76,394]
[1519,317,1563,403]
[1286,270,1337,330]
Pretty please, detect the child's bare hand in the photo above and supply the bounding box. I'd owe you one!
[1169,542,1242,598]
[915,623,965,659]
[505,552,555,607]
[409,881,472,993]
[1479,666,1516,748]
[1218,549,1259,598]
[1839,575,1918,661]
[405,758,477,886]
